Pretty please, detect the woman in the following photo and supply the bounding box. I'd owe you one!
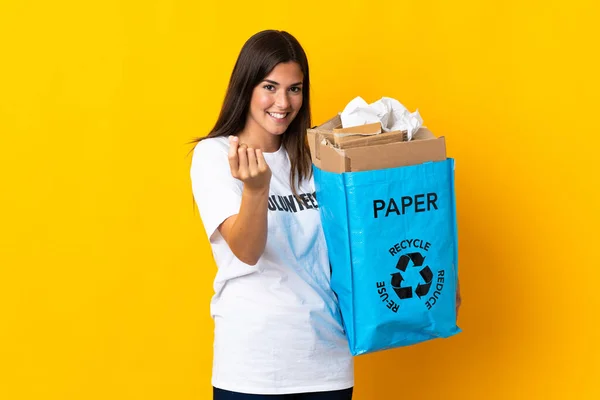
[190,30,354,399]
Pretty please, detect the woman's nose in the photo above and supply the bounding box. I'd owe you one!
[275,90,290,109]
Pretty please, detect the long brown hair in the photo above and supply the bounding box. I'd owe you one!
[192,30,312,196]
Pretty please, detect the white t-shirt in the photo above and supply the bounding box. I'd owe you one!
[190,136,354,395]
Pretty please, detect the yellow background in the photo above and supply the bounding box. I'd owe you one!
[1,0,599,399]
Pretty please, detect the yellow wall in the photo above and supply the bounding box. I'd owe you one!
[1,0,599,399]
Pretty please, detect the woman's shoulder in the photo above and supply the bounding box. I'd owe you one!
[193,136,229,154]
[190,136,231,173]
[192,136,230,162]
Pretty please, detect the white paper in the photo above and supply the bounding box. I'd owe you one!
[340,96,423,140]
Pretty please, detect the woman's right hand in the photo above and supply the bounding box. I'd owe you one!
[228,136,271,193]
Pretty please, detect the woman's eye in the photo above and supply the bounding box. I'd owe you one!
[289,86,302,93]
[264,84,275,91]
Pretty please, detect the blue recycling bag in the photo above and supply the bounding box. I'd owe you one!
[314,158,461,356]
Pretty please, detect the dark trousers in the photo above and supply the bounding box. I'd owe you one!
[213,387,353,400]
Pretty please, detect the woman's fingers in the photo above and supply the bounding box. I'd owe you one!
[237,143,249,177]
[247,147,258,175]
[256,149,268,172]
[228,136,239,173]
[227,138,270,187]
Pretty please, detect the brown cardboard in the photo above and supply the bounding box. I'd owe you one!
[311,116,407,149]
[332,122,382,147]
[333,122,382,134]
[307,115,446,173]
[333,129,408,149]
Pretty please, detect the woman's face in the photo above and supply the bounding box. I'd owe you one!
[246,62,304,140]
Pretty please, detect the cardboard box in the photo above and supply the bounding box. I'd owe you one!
[307,115,447,173]
[330,122,410,149]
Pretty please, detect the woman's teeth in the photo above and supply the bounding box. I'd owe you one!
[268,112,286,119]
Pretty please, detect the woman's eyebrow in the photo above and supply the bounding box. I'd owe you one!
[263,79,303,86]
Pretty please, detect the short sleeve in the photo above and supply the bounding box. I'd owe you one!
[190,137,243,242]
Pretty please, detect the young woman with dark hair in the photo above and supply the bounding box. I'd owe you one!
[190,30,354,400]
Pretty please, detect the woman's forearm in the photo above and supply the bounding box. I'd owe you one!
[219,187,269,265]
